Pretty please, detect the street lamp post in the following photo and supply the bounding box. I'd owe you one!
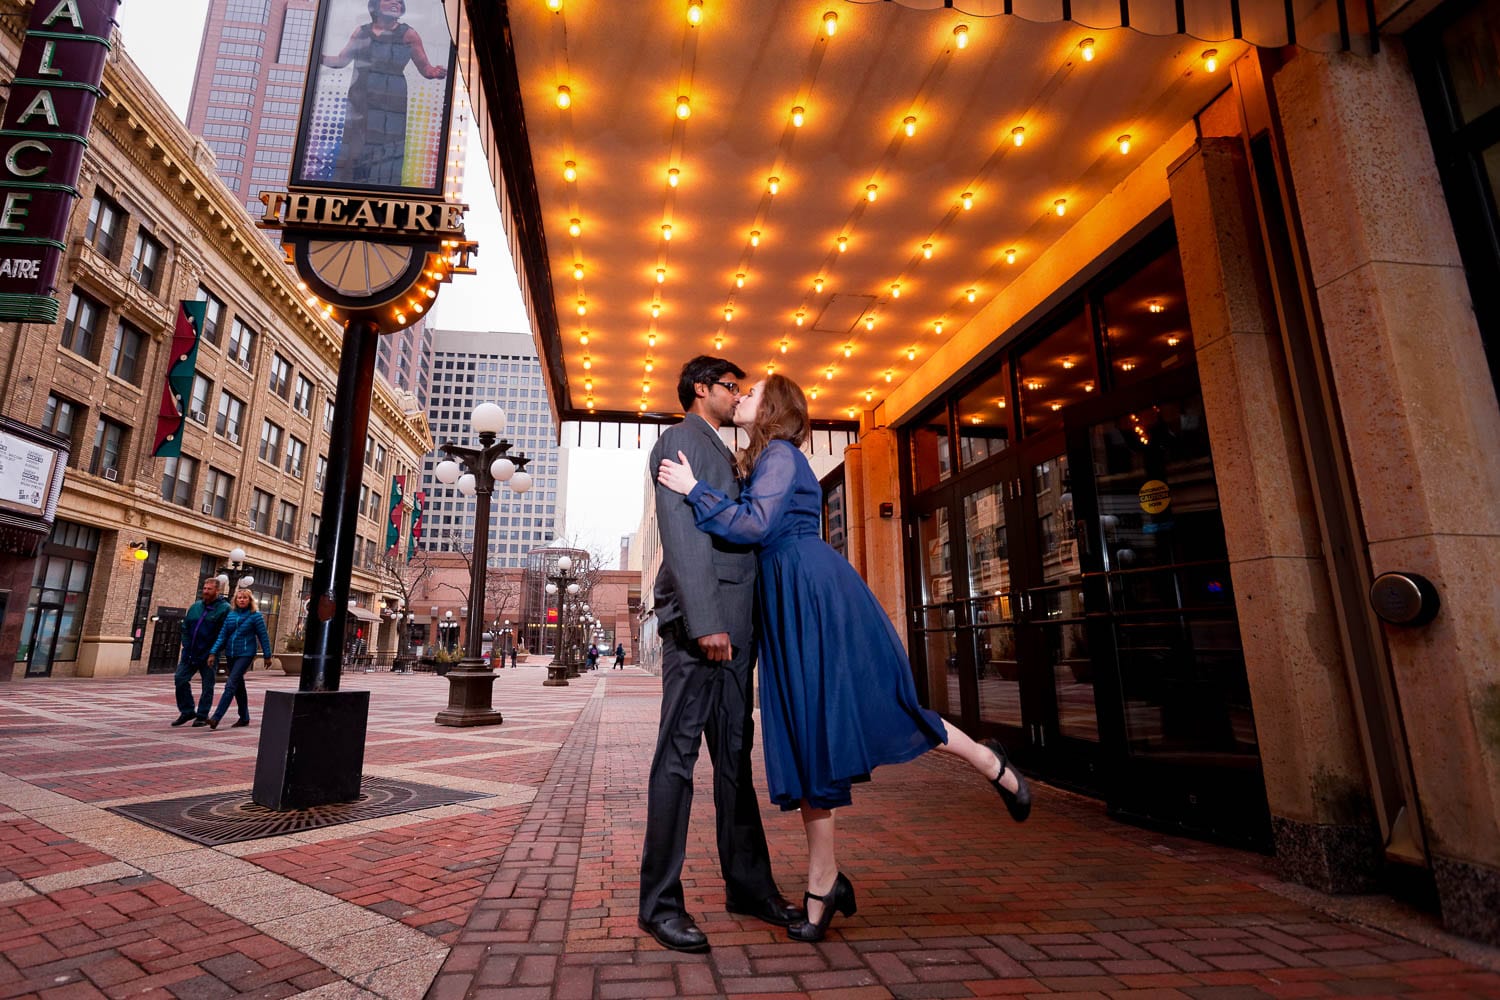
[431,402,531,727]
[543,555,585,686]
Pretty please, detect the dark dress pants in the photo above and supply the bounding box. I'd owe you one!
[639,627,778,922]
[174,656,215,720]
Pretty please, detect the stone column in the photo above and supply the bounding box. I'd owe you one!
[1275,44,1500,945]
[1170,137,1379,891]
[76,531,138,678]
[843,439,867,579]
[853,427,905,634]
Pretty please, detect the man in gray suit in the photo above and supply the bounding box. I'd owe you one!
[638,356,801,953]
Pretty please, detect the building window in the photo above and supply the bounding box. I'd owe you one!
[314,454,327,492]
[107,320,145,385]
[41,394,80,463]
[284,435,306,477]
[160,455,197,507]
[88,417,126,479]
[248,488,273,534]
[216,391,245,442]
[268,352,291,399]
[228,318,256,370]
[129,231,164,292]
[202,467,233,518]
[369,489,383,520]
[274,500,298,543]
[323,398,334,432]
[373,443,387,474]
[19,522,99,673]
[197,286,224,346]
[61,291,105,360]
[189,375,213,423]
[308,513,321,546]
[293,374,313,416]
[84,192,124,260]
[258,419,283,465]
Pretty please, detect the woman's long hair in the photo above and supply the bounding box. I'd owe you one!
[736,374,810,479]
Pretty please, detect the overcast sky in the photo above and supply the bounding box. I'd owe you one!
[114,2,648,567]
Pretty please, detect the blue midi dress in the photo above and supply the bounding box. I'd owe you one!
[684,439,947,810]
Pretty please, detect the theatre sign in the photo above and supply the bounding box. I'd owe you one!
[0,0,119,323]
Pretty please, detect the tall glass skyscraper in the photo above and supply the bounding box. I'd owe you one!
[421,330,565,567]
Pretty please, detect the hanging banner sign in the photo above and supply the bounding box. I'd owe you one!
[0,0,121,322]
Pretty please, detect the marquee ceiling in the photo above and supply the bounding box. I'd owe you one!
[503,0,1253,422]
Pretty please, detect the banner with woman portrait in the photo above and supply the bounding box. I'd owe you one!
[291,0,456,195]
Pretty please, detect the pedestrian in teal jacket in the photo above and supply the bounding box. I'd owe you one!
[205,587,273,730]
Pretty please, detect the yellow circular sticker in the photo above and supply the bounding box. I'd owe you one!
[1138,479,1171,514]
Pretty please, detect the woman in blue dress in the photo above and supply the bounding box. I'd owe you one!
[658,375,1031,943]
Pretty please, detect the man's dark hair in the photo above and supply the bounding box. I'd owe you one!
[676,355,746,410]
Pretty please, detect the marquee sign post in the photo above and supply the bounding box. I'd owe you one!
[0,0,120,322]
[253,0,472,809]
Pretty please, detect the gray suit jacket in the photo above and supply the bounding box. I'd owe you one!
[650,414,757,648]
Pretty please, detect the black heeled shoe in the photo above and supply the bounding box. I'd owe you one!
[787,872,856,943]
[982,738,1031,822]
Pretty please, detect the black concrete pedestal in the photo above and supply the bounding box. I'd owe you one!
[253,689,370,810]
[543,658,569,686]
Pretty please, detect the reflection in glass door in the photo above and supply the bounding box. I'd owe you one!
[24,605,62,677]
[962,482,1021,729]
[912,500,960,716]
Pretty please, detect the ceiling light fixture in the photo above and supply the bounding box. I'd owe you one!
[576,300,586,315]
[866,183,878,202]
[645,359,654,372]
[556,85,571,109]
[735,273,745,288]
[584,377,593,391]
[809,385,819,399]
[562,160,577,182]
[864,315,875,331]
[933,320,944,334]
[1202,48,1219,72]
[686,0,702,25]
[884,370,893,383]
[843,344,853,358]
[661,223,672,240]
[572,263,584,280]
[961,191,973,210]
[814,277,825,293]
[1148,299,1164,313]
[837,235,849,252]
[546,0,561,10]
[1011,125,1026,146]
[1079,37,1095,61]
[826,367,834,380]
[667,167,680,186]
[749,229,761,246]
[795,311,805,326]
[1005,247,1017,264]
[823,10,838,36]
[903,115,917,137]
[767,176,780,194]
[890,283,901,298]
[907,346,916,361]
[780,339,788,353]
[921,242,933,259]
[724,306,733,321]
[791,105,805,127]
[1167,335,1181,347]
[655,267,666,283]
[715,334,724,349]
[648,332,657,347]
[650,303,661,317]
[1054,198,1067,216]
[586,396,595,410]
[579,331,589,345]
[1117,134,1131,154]
[864,388,873,402]
[676,95,691,119]
[953,24,969,48]
[966,288,977,303]
[582,355,592,369]
[568,218,581,237]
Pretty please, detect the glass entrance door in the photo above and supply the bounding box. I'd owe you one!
[23,605,63,677]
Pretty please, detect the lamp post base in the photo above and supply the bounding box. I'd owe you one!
[434,660,504,726]
[543,658,570,687]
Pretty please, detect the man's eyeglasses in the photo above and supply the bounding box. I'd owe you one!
[711,380,740,395]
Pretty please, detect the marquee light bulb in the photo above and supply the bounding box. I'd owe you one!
[903,116,917,137]
[864,315,875,331]
[795,311,805,326]
[814,277,825,293]
[825,367,834,380]
[766,362,775,375]
[579,331,589,345]
[661,223,672,240]
[890,283,901,298]
[749,229,761,246]
[1080,37,1095,61]
[735,273,745,287]
[573,263,584,280]
[667,167,680,186]
[547,0,561,9]
[650,303,661,317]
[1118,134,1131,154]
[907,346,916,361]
[648,332,657,346]
[645,358,654,371]
[676,95,691,119]
[556,85,571,109]
[767,176,780,194]
[961,191,974,210]
[576,300,587,315]
[866,183,878,202]
[1167,335,1181,347]
[586,396,594,410]
[582,356,592,369]
[585,377,593,391]
[780,340,788,354]
[1005,247,1017,264]
[686,0,702,24]
[998,396,1006,407]
[724,306,733,321]
[568,218,581,237]
[847,407,856,417]
[933,320,943,334]
[864,389,873,402]
[837,235,849,252]
[640,399,648,411]
[842,344,852,358]
[885,370,893,383]
[791,105,805,127]
[823,11,838,35]
[1055,198,1067,216]
[953,24,968,48]
[966,288,976,302]
[714,334,723,349]
[1202,49,1219,72]
[656,267,666,283]
[1148,299,1164,313]
[809,386,818,399]
[921,242,933,259]
[1012,126,1026,146]
[562,160,577,182]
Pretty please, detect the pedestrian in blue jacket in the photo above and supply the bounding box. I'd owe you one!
[172,577,230,727]
[205,588,273,730]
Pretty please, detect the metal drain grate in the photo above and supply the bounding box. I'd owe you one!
[108,777,487,846]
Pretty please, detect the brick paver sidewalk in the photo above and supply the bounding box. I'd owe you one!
[2,667,1498,1000]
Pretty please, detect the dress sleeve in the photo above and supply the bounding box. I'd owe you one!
[686,441,798,546]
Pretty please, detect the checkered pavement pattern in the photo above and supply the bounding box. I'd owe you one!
[2,667,1497,999]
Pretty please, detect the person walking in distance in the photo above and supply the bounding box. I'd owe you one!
[658,375,1032,943]
[613,642,626,669]
[204,588,273,730]
[637,356,802,954]
[171,576,230,727]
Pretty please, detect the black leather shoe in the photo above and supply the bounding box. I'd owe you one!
[638,915,709,953]
[232,719,250,728]
[787,873,857,943]
[982,738,1032,822]
[170,714,192,727]
[726,893,804,927]
[191,718,209,727]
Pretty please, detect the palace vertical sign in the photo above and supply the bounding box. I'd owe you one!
[0,0,119,322]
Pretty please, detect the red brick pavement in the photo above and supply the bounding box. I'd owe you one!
[3,669,1499,999]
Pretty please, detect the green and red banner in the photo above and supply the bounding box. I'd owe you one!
[0,0,120,322]
[151,301,206,458]
[407,490,424,561]
[386,474,404,553]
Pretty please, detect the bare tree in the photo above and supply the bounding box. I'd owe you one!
[381,547,433,657]
[430,528,520,651]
